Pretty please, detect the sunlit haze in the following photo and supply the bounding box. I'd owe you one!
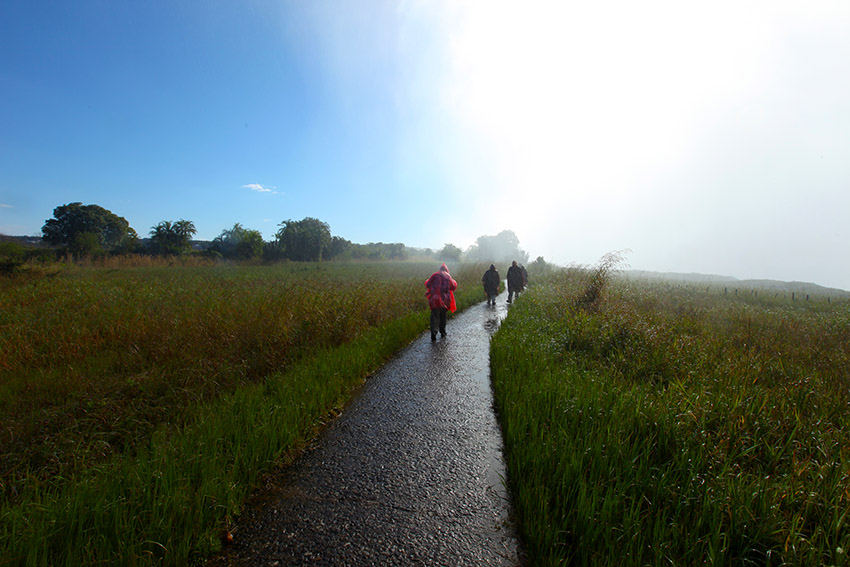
[2,1,848,289]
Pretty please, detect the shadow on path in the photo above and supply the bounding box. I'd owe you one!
[208,291,524,566]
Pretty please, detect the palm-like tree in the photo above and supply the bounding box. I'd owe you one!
[149,219,197,256]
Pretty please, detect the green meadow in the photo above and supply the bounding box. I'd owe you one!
[491,264,850,566]
[3,258,849,566]
[0,260,485,566]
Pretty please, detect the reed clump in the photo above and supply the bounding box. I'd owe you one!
[491,263,850,566]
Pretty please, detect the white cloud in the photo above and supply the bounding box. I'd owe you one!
[0,204,13,208]
[242,183,279,194]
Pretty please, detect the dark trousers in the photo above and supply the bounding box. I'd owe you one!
[430,307,448,336]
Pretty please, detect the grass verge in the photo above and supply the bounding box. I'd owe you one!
[491,266,850,566]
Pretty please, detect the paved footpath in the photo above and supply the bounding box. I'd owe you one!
[207,291,524,566]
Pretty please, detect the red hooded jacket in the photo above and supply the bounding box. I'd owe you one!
[424,263,458,312]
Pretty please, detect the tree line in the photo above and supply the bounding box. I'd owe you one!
[3,202,536,268]
[31,202,429,263]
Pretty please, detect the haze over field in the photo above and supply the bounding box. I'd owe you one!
[1,1,849,290]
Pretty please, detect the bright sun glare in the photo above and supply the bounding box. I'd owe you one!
[422,0,849,278]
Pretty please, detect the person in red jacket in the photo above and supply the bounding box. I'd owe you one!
[424,263,458,341]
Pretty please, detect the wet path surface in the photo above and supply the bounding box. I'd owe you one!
[207,292,524,566]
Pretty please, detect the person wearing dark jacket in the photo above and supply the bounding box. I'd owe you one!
[506,260,524,303]
[481,264,500,306]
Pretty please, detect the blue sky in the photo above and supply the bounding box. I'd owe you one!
[2,1,850,290]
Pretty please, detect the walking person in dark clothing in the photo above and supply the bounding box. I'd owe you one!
[506,260,523,303]
[481,264,500,306]
[425,263,458,340]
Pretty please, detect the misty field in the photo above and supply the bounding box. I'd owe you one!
[491,267,850,566]
[0,260,485,566]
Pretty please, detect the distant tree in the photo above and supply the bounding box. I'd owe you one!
[71,232,104,257]
[113,231,142,254]
[0,241,27,273]
[346,242,408,261]
[0,240,56,273]
[406,247,435,260]
[348,244,369,260]
[387,243,407,260]
[329,236,352,259]
[438,243,462,262]
[465,230,528,264]
[0,241,26,263]
[149,219,196,256]
[42,202,137,255]
[209,223,264,260]
[262,240,285,262]
[275,217,331,262]
[237,228,264,260]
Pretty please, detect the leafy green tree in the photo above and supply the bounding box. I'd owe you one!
[236,228,263,260]
[262,240,285,262]
[0,239,57,273]
[209,223,264,260]
[329,236,352,259]
[71,232,104,257]
[386,243,407,260]
[343,242,408,261]
[41,202,137,254]
[0,240,29,273]
[465,230,528,263]
[438,243,462,262]
[275,217,331,262]
[149,219,196,256]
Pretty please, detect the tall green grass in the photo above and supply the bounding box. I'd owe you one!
[0,261,485,566]
[491,267,850,566]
